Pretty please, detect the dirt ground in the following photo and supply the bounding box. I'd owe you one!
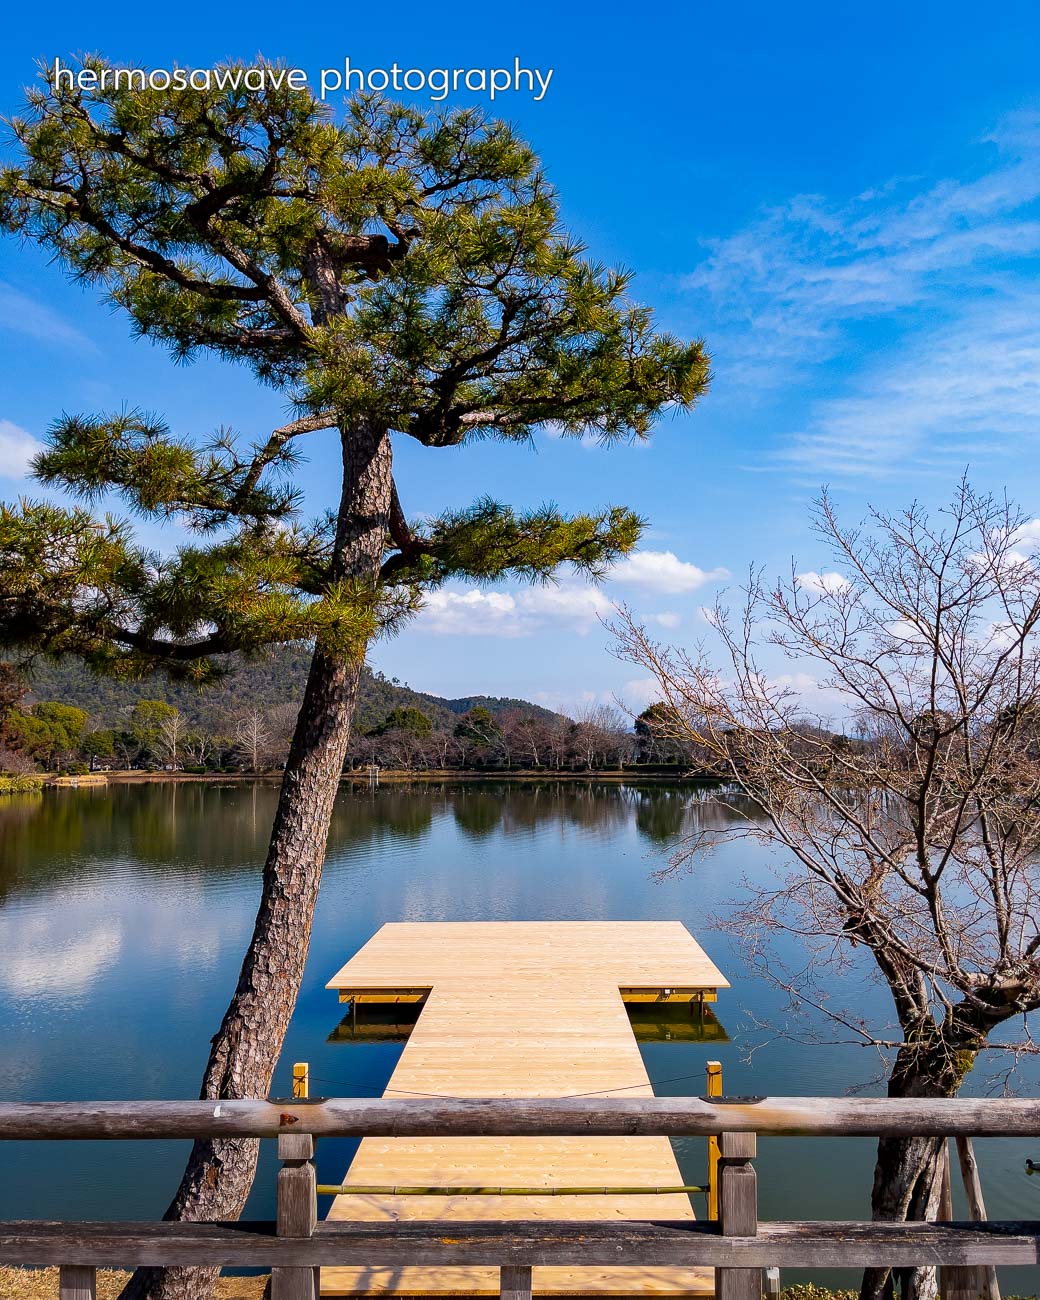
[0,1269,269,1299]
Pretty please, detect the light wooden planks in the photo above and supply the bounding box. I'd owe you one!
[322,922,728,1296]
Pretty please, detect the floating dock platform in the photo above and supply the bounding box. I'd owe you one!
[323,920,728,1297]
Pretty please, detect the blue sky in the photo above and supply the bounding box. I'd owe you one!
[2,0,1040,714]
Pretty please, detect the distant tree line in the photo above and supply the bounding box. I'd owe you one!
[348,700,743,772]
[0,664,300,775]
[14,649,568,745]
[0,660,749,775]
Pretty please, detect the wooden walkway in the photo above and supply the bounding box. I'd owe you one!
[323,921,728,1297]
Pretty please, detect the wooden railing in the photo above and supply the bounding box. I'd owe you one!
[1,1094,1037,1300]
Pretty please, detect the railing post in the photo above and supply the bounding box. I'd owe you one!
[938,1139,978,1300]
[500,1265,533,1300]
[955,1135,1001,1300]
[706,1059,722,1220]
[272,1128,319,1300]
[272,1063,319,1300]
[715,1130,758,1300]
[59,1267,96,1300]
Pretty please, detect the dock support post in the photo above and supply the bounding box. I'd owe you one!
[272,1097,320,1300]
[763,1266,780,1299]
[715,1130,759,1300]
[706,1059,722,1220]
[500,1265,533,1300]
[59,1267,96,1300]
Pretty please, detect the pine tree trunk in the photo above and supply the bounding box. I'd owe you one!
[119,420,393,1300]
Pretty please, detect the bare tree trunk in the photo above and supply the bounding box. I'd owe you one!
[859,1037,976,1300]
[861,1132,947,1300]
[120,420,393,1300]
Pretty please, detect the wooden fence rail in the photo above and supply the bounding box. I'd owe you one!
[1,1095,1039,1139]
[0,1095,1036,1300]
[1,1218,1038,1267]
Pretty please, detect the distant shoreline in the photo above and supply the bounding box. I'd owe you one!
[87,768,706,785]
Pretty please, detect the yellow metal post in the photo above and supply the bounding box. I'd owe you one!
[706,1059,722,1220]
[292,1061,309,1100]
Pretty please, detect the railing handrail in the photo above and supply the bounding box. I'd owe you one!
[1,1094,1038,1140]
[3,1094,1036,1298]
[1,1218,1038,1269]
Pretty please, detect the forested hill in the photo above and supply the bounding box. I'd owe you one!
[22,647,564,733]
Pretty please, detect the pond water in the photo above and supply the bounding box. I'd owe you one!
[0,779,1037,1290]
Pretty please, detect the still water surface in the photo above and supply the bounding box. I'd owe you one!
[1,780,1037,1288]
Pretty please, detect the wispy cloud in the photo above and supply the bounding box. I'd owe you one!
[782,293,1040,478]
[0,282,98,353]
[0,419,44,478]
[685,111,1040,478]
[687,112,1040,375]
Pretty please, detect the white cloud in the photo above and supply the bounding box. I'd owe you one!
[413,557,723,640]
[762,671,848,716]
[1014,519,1040,543]
[795,570,850,594]
[0,282,98,352]
[969,519,1040,572]
[1003,519,1040,566]
[886,618,927,643]
[608,549,729,594]
[981,620,1018,650]
[417,583,614,638]
[0,420,44,479]
[530,686,621,715]
[619,677,662,709]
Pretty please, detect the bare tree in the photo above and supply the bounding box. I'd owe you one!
[0,743,37,775]
[233,709,272,773]
[615,481,1040,1300]
[571,702,629,769]
[431,729,466,770]
[545,716,571,770]
[156,708,185,769]
[181,729,214,769]
[506,712,552,768]
[264,703,298,762]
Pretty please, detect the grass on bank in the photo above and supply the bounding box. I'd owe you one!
[0,774,44,795]
[0,1277,870,1300]
[0,1268,267,1298]
[3,1269,1037,1300]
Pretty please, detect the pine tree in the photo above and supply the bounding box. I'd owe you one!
[0,59,710,1300]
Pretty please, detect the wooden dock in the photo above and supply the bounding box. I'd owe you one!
[323,920,728,1297]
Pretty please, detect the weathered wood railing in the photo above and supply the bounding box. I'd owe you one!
[1,1095,1037,1300]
